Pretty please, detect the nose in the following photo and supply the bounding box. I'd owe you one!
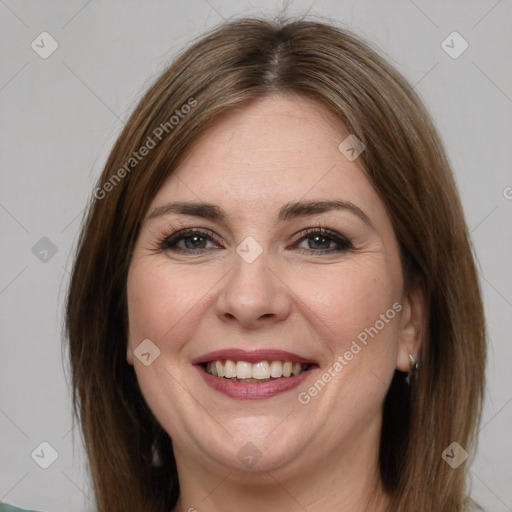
[215,250,291,329]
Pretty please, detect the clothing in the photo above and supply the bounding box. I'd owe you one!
[0,504,41,512]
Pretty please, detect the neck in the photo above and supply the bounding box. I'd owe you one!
[171,415,390,512]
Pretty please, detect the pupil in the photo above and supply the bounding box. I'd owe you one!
[185,235,205,249]
[309,235,330,249]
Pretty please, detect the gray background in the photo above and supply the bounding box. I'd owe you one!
[1,0,511,510]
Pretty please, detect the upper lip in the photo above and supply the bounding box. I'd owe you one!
[191,349,316,365]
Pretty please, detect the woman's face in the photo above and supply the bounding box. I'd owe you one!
[127,94,419,478]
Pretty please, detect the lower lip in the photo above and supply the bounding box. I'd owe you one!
[195,365,316,400]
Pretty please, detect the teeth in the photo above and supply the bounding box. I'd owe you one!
[282,361,292,377]
[204,360,310,379]
[215,360,225,377]
[236,361,252,379]
[292,362,303,376]
[252,361,270,379]
[224,360,237,378]
[270,361,283,378]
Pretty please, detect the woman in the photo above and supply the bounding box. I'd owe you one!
[63,16,485,512]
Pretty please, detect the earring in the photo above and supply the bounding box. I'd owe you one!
[406,353,419,385]
[151,442,162,467]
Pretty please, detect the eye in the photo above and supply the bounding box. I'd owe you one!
[157,226,353,255]
[159,228,222,253]
[293,227,353,254]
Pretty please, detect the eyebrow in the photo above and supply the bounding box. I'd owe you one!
[145,199,374,229]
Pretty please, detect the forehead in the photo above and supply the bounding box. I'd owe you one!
[149,94,380,220]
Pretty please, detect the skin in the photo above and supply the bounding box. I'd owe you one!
[126,94,424,512]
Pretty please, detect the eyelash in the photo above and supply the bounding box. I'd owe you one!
[157,226,354,255]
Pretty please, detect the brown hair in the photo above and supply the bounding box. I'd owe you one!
[66,16,486,512]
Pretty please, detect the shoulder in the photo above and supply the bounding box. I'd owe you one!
[0,504,43,512]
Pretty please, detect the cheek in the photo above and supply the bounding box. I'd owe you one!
[291,262,401,364]
[290,262,403,438]
[126,262,212,437]
[127,262,204,348]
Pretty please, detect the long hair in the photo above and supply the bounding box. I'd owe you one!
[65,16,486,511]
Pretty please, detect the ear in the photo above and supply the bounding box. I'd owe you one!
[396,281,425,372]
[127,339,134,366]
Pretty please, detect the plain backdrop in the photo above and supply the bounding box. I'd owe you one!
[1,1,511,511]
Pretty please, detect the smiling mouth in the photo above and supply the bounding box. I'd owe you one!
[202,360,315,383]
